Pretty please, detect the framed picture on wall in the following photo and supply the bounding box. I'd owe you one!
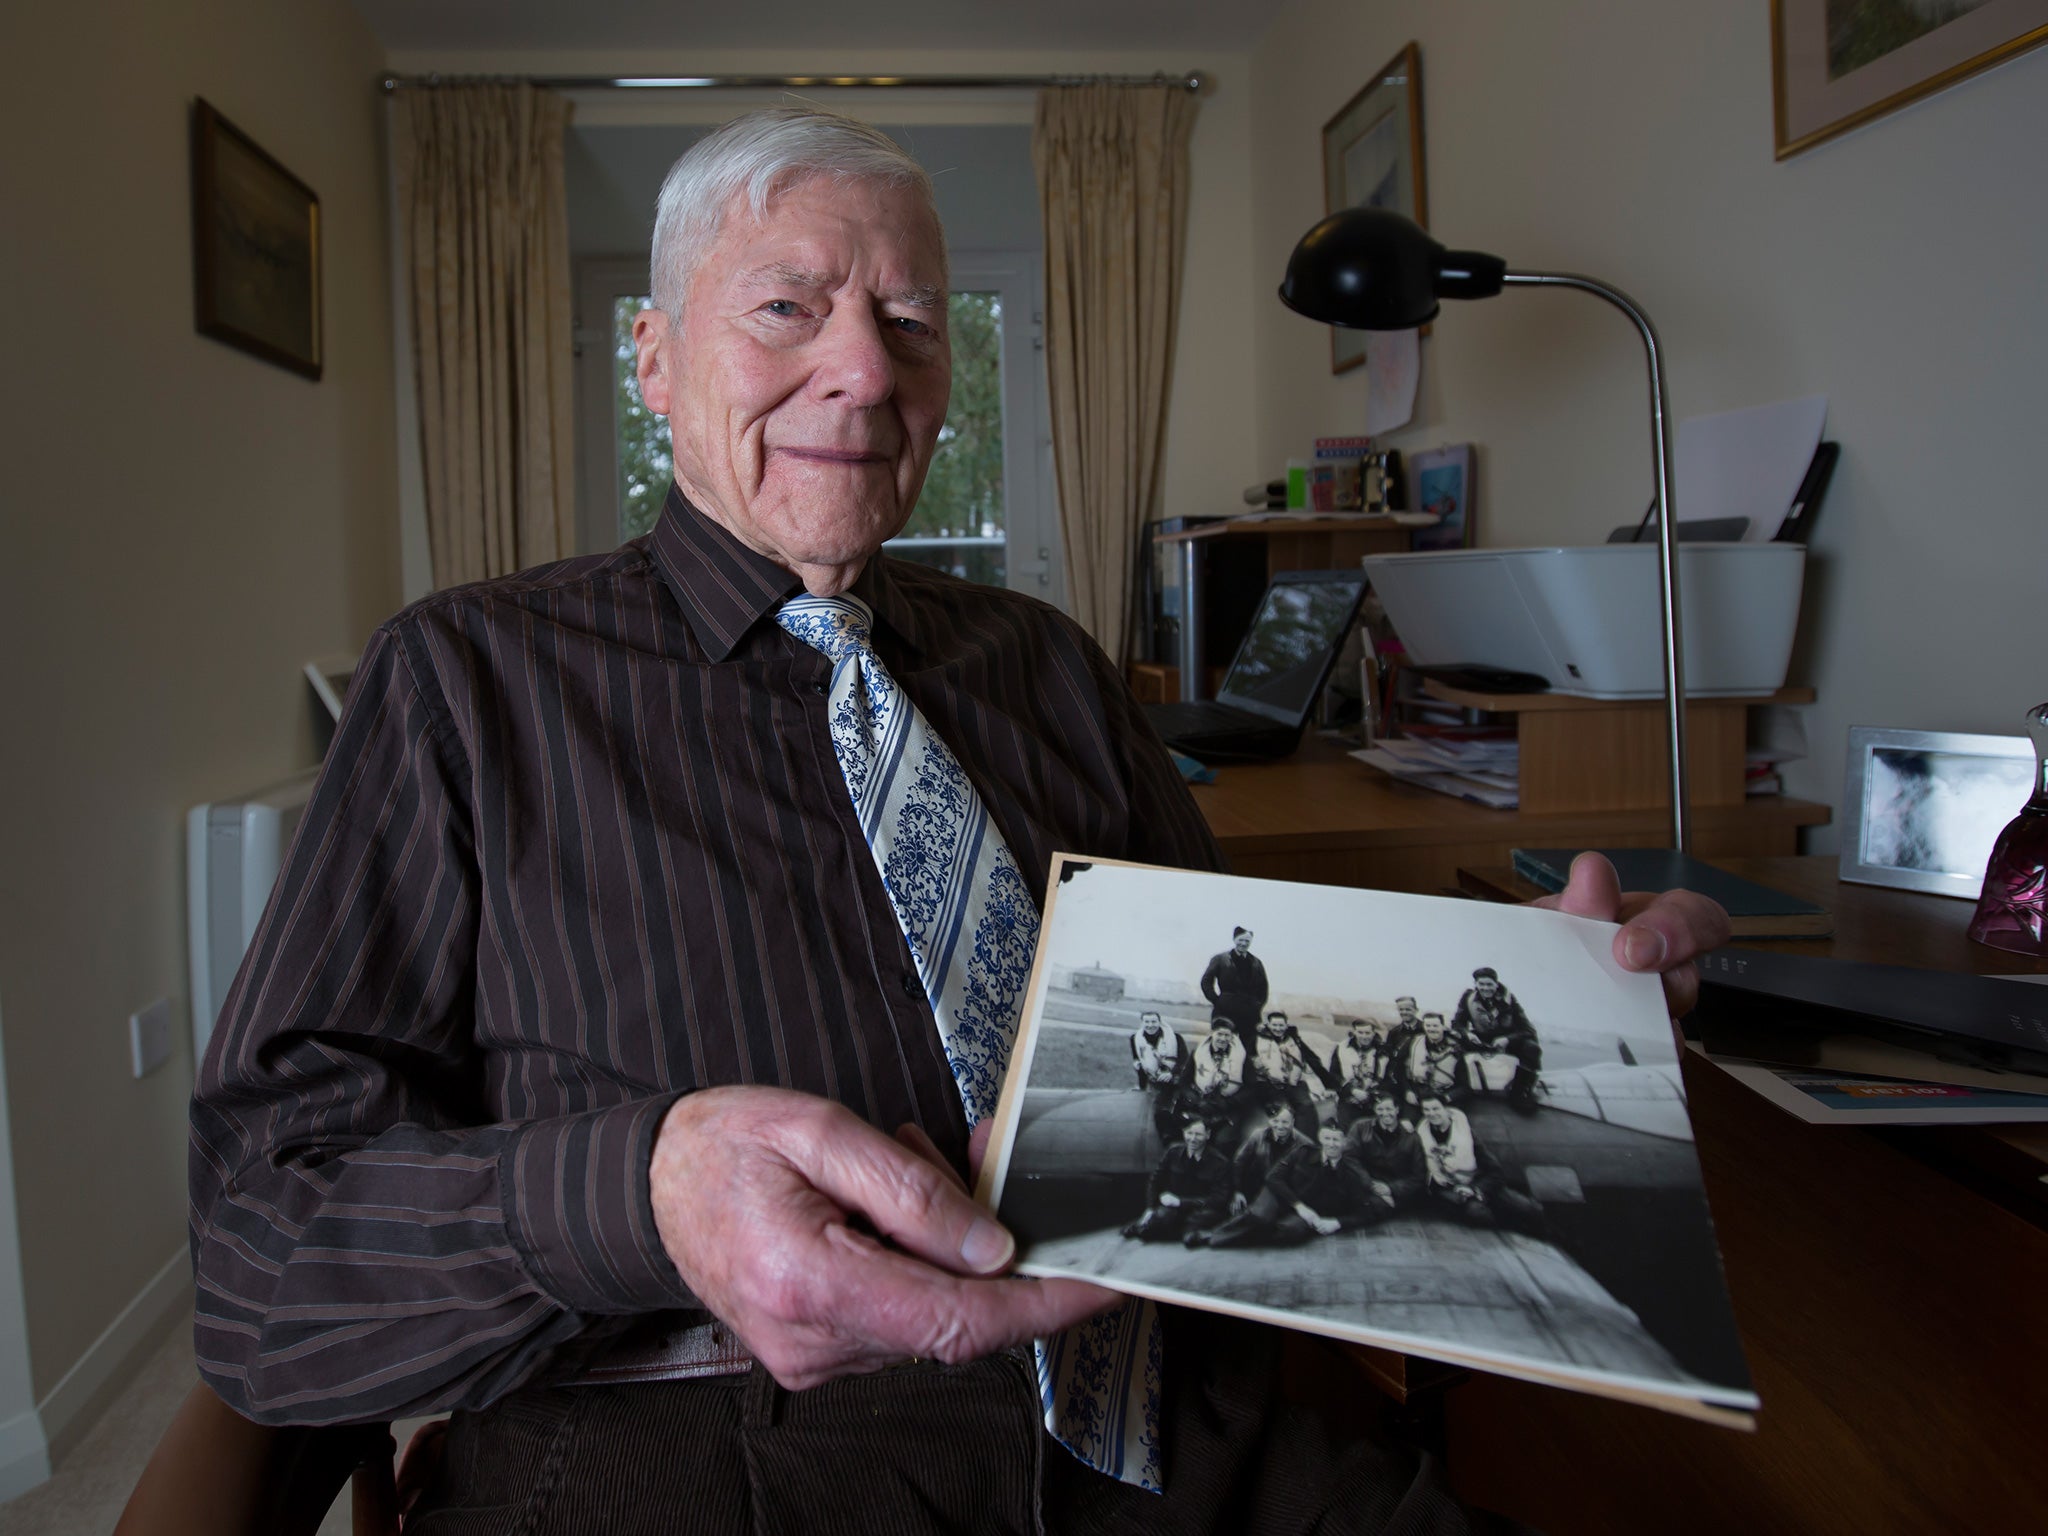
[1407,443,1473,551]
[1772,0,2048,159]
[1840,726,2034,898]
[191,98,323,379]
[1321,42,1427,375]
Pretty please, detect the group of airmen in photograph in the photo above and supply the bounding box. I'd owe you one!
[1118,927,1549,1250]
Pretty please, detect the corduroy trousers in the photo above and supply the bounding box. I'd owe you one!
[406,1310,1468,1536]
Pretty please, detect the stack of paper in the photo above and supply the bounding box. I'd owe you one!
[1352,736,1520,809]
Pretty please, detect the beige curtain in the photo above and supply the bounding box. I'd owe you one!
[1034,84,1197,660]
[394,84,576,588]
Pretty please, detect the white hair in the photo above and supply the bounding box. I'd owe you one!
[649,106,939,320]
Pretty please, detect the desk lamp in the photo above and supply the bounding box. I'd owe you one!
[1279,207,1692,851]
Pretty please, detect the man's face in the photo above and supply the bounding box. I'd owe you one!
[1373,1097,1401,1131]
[1208,1026,1234,1054]
[1141,1014,1162,1039]
[1319,1126,1346,1159]
[1233,932,1252,954]
[1183,1122,1210,1155]
[1475,975,1500,1001]
[1421,1098,1451,1131]
[1423,1015,1447,1045]
[1350,1021,1374,1044]
[1267,1106,1294,1135]
[635,175,950,595]
[1262,1013,1288,1037]
[1396,999,1418,1024]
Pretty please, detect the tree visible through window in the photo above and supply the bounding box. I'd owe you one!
[607,291,1007,585]
[613,296,672,540]
[894,292,1005,585]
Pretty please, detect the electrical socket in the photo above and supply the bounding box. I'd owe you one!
[129,997,173,1079]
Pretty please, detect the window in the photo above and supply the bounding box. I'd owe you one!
[609,292,672,541]
[574,253,1061,607]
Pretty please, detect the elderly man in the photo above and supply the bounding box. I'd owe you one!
[188,107,1726,1534]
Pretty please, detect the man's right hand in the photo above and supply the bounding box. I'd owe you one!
[648,1087,1114,1391]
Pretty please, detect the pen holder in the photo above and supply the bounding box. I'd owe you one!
[1967,702,2048,956]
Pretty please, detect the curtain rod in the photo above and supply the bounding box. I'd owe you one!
[379,70,1203,94]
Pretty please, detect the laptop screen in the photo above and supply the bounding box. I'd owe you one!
[1216,572,1367,725]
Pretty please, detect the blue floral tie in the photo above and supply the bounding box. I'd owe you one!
[776,593,1163,1491]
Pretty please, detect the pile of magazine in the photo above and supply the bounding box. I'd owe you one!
[1352,734,1520,808]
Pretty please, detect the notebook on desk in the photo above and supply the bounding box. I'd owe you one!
[1144,568,1367,762]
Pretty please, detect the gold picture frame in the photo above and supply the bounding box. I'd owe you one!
[191,99,323,379]
[1773,0,2048,159]
[1320,42,1427,375]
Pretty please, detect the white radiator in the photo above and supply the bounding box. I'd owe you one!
[186,770,319,1065]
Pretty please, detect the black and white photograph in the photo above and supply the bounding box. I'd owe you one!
[983,858,1757,1422]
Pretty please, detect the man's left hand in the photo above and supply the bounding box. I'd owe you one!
[1532,851,1731,1017]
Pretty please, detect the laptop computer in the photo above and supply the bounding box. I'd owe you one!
[1143,568,1368,762]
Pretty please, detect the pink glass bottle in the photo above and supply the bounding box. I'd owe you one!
[1968,702,2048,956]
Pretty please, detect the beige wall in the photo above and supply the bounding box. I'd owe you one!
[0,0,399,1402]
[1251,3,2048,838]
[387,47,1263,532]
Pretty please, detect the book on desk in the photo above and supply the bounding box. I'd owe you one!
[1510,847,1833,938]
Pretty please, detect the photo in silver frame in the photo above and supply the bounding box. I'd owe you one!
[1840,726,2032,899]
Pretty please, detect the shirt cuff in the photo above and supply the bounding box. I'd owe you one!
[499,1095,698,1316]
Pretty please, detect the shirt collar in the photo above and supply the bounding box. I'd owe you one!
[848,546,926,654]
[651,484,925,660]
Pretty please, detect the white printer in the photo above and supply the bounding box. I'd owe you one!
[1365,396,1827,700]
[1363,541,1805,699]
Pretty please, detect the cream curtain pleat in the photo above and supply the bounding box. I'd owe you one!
[394,84,576,589]
[1034,84,1197,660]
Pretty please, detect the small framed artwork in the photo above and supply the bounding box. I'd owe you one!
[1841,726,2033,898]
[1406,443,1472,552]
[191,98,322,379]
[1772,0,2048,159]
[1321,42,1427,375]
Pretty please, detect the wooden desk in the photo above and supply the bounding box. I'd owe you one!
[1440,856,2048,1534]
[1189,738,1830,894]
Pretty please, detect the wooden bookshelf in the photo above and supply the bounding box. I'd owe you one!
[1419,681,1816,817]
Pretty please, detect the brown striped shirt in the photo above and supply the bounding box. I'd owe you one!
[189,486,1221,1425]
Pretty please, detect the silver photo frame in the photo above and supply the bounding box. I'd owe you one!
[1840,727,2033,899]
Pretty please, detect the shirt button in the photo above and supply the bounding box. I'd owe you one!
[811,680,829,696]
[902,973,923,999]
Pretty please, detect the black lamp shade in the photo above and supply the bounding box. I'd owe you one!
[1278,207,1507,331]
